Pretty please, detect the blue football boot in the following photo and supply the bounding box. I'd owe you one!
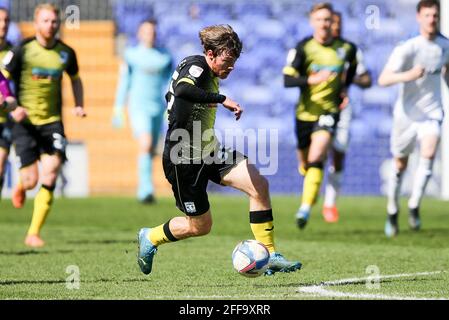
[264,252,302,276]
[296,207,310,230]
[137,228,157,275]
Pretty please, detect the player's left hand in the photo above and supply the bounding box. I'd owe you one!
[73,106,87,118]
[233,104,243,120]
[223,97,243,121]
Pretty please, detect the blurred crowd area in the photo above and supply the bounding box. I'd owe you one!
[3,0,442,196]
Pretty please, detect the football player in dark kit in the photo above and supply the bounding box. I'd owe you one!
[137,24,302,276]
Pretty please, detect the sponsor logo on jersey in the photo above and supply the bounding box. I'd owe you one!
[31,68,63,80]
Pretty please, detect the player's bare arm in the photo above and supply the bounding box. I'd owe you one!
[378,64,425,87]
[71,77,86,117]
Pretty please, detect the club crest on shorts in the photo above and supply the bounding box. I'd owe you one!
[184,202,197,213]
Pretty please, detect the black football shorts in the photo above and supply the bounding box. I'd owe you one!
[12,121,67,168]
[295,112,340,150]
[163,146,246,216]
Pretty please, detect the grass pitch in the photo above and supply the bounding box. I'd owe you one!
[0,195,448,300]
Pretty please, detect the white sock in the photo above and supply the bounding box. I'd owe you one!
[408,157,433,209]
[324,167,342,207]
[299,204,311,213]
[387,164,404,215]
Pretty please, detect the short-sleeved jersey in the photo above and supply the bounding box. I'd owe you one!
[0,40,13,123]
[384,34,449,121]
[283,36,357,121]
[2,37,79,125]
[163,55,220,162]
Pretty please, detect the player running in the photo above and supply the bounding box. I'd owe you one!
[378,0,449,237]
[112,19,172,204]
[322,11,372,223]
[137,24,302,276]
[283,3,357,229]
[2,4,86,247]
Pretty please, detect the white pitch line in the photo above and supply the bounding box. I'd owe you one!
[298,271,447,300]
[149,294,304,299]
[319,271,443,286]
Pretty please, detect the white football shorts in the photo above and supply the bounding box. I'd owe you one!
[333,104,353,153]
[390,113,442,158]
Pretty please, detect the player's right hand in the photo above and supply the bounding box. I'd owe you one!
[406,65,425,82]
[112,107,125,128]
[307,70,334,85]
[339,89,349,110]
[10,106,27,122]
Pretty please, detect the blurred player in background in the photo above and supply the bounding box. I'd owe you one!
[137,24,302,276]
[112,19,172,204]
[283,3,357,229]
[322,11,372,223]
[2,4,85,247]
[0,7,14,200]
[378,0,449,237]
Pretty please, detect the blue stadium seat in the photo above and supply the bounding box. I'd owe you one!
[362,85,396,106]
[240,85,276,106]
[110,0,419,195]
[113,1,154,35]
[253,19,286,40]
[234,2,272,17]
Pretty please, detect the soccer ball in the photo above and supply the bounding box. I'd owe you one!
[231,240,270,278]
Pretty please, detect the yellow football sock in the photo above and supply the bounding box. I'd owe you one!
[250,210,275,253]
[148,220,178,246]
[27,186,54,236]
[302,167,324,206]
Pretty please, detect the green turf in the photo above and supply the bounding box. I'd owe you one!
[0,195,448,300]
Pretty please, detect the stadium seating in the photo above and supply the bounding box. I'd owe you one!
[13,0,421,196]
[18,20,170,196]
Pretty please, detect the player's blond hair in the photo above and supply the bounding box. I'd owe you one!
[309,2,334,15]
[34,3,60,21]
[199,24,242,59]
